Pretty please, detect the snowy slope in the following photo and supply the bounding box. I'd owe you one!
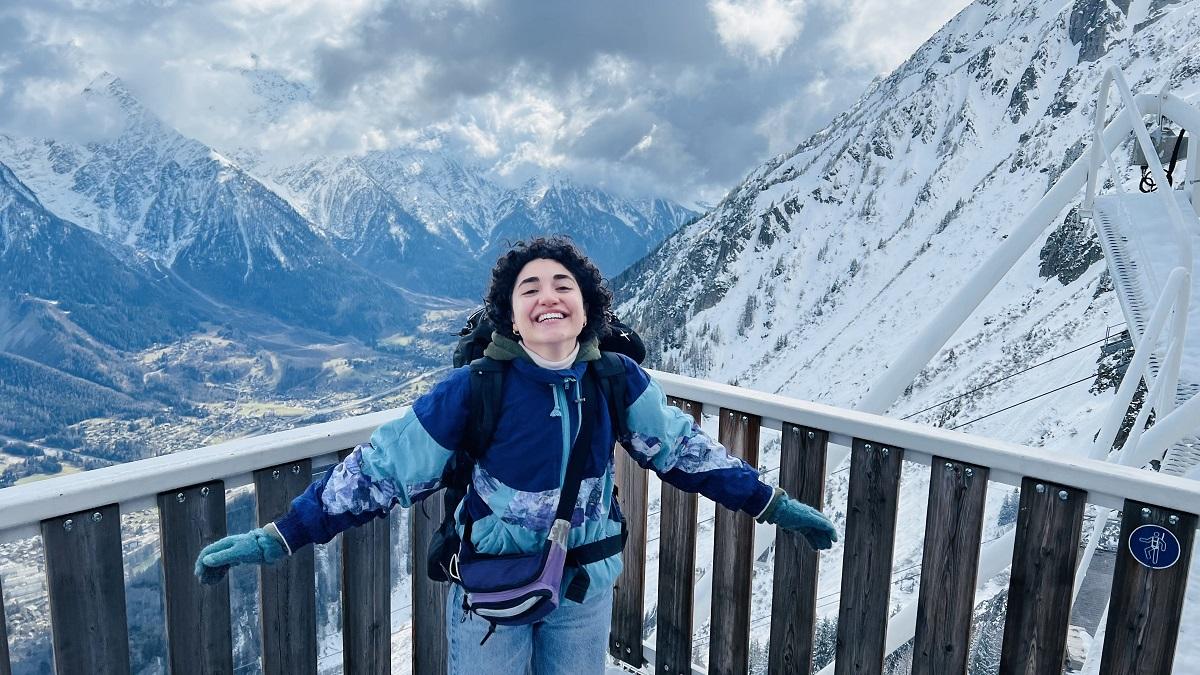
[615,0,1200,670]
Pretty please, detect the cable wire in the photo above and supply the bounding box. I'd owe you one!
[900,333,1123,421]
[949,371,1103,430]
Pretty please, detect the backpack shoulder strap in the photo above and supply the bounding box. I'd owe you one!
[465,356,506,458]
[592,352,628,438]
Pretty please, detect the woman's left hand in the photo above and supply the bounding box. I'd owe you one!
[759,494,838,550]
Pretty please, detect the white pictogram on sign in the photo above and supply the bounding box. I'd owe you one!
[1139,530,1167,565]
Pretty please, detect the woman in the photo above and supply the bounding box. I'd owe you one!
[196,236,837,674]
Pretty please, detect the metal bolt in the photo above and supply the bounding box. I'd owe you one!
[881,447,890,456]
[1035,484,1046,494]
[945,462,954,470]
[741,415,748,422]
[63,519,73,532]
[292,465,301,474]
[807,431,815,440]
[92,512,102,522]
[176,493,186,503]
[1142,507,1152,519]
[663,665,670,672]
[625,646,631,655]
[272,470,281,479]
[965,468,974,478]
[200,487,210,497]
[1169,515,1180,525]
[1058,490,1068,501]
[864,443,873,451]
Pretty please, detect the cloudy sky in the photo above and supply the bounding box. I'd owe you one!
[1,0,971,205]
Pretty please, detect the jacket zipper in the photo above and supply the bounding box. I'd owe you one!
[557,378,581,485]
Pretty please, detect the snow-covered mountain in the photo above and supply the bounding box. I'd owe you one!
[616,0,1200,669]
[619,0,1198,419]
[0,160,212,436]
[0,75,419,341]
[263,146,697,296]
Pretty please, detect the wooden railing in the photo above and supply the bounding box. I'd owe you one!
[0,372,1197,674]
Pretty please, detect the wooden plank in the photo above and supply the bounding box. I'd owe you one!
[768,425,828,675]
[411,493,448,675]
[41,503,130,675]
[1099,500,1196,675]
[610,447,648,668]
[255,460,316,675]
[708,408,761,675]
[339,448,391,675]
[998,477,1085,675]
[0,575,9,675]
[835,438,903,675]
[912,458,988,675]
[157,480,233,675]
[656,397,702,675]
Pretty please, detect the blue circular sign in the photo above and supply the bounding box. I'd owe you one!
[1128,524,1182,570]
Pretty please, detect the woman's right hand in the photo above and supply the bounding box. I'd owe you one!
[194,527,288,585]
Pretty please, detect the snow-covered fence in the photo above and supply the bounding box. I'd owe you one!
[0,371,1198,674]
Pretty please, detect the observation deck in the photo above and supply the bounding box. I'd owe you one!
[0,370,1196,675]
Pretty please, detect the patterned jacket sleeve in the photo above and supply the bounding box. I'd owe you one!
[617,357,774,517]
[273,367,471,552]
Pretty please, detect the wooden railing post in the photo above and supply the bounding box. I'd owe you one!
[708,408,761,675]
[1099,500,1196,674]
[768,425,828,675]
[610,445,649,668]
[0,575,9,675]
[912,459,988,674]
[255,460,316,675]
[835,438,903,675]
[656,397,703,675]
[998,477,1085,674]
[339,449,391,675]
[158,480,233,675]
[411,494,448,674]
[41,503,130,675]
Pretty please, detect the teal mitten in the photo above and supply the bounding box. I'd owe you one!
[758,489,838,550]
[194,527,288,585]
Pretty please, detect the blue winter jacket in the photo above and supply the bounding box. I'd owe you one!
[274,340,775,603]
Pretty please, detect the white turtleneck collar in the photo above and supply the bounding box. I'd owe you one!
[522,342,579,370]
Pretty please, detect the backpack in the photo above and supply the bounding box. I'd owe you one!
[426,308,645,595]
[452,306,646,369]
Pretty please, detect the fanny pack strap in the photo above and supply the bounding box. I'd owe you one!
[562,518,629,603]
[553,370,599,526]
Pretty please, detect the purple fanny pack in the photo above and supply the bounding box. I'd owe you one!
[453,521,570,626]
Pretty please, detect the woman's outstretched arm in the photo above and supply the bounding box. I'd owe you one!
[615,357,836,549]
[196,366,473,582]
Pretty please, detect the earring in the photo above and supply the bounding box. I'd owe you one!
[513,326,520,336]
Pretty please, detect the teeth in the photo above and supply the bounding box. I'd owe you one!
[537,312,564,322]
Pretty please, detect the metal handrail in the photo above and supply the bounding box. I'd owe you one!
[0,407,401,543]
[2,372,1199,546]
[1086,67,1196,272]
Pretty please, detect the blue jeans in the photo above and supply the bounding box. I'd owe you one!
[446,583,613,675]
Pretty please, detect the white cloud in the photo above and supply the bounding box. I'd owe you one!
[708,0,808,62]
[822,0,970,73]
[2,0,974,204]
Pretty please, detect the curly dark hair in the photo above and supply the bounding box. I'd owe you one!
[485,236,613,344]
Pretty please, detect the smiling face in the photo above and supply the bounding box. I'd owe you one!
[510,258,588,361]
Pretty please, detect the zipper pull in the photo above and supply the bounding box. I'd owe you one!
[549,383,563,418]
